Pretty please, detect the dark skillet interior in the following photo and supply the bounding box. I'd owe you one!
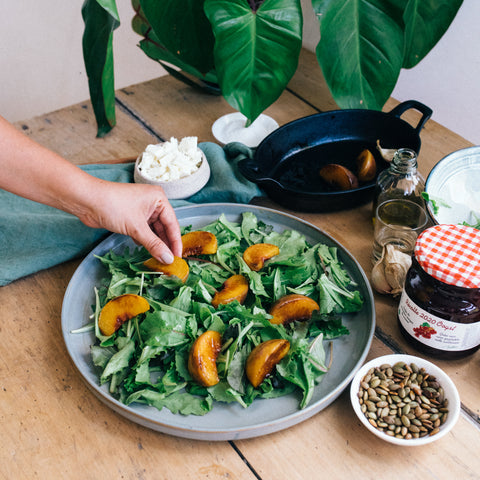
[270,139,389,194]
[239,105,428,212]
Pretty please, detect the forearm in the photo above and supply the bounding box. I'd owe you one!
[0,115,182,262]
[0,115,101,218]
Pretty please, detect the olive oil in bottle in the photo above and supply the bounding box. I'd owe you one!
[372,148,426,221]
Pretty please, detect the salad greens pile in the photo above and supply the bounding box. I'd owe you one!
[89,212,364,416]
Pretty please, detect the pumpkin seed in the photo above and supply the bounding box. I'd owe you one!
[370,377,381,388]
[357,361,449,440]
[401,415,411,427]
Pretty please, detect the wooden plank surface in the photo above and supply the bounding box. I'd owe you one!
[287,50,479,420]
[235,340,480,480]
[16,102,157,164]
[0,193,256,480]
[115,74,318,143]
[3,49,479,479]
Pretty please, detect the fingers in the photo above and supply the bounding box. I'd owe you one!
[133,224,175,264]
[140,187,182,262]
[150,204,182,258]
[80,180,183,264]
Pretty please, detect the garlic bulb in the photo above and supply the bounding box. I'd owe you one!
[371,244,412,296]
[376,140,397,162]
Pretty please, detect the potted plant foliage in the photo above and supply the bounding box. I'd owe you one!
[82,0,463,137]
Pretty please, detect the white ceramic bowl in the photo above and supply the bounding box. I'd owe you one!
[350,354,460,446]
[212,112,279,148]
[134,148,210,200]
[425,146,480,226]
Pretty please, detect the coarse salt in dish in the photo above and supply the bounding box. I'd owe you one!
[138,137,203,182]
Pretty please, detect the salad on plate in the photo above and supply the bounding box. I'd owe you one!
[82,212,364,416]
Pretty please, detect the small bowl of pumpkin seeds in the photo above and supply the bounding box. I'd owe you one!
[350,354,460,446]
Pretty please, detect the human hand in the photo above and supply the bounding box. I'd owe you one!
[0,115,181,263]
[78,179,182,264]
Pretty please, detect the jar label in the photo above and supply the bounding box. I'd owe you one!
[398,290,480,351]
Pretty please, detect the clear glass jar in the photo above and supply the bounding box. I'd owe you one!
[372,148,426,220]
[397,224,480,359]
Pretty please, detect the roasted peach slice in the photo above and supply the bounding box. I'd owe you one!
[246,339,290,387]
[188,330,222,387]
[182,231,218,257]
[243,243,280,271]
[269,294,320,325]
[356,149,377,182]
[98,294,150,336]
[319,164,359,191]
[211,274,249,308]
[143,255,189,282]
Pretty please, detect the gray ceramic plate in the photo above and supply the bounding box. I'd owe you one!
[62,203,375,441]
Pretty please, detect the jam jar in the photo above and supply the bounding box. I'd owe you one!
[398,224,480,359]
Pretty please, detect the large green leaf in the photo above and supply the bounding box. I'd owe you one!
[139,0,215,75]
[402,0,463,68]
[312,0,404,110]
[82,0,120,137]
[136,25,218,84]
[204,0,303,124]
[131,0,150,37]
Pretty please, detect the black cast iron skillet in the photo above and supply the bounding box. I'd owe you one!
[238,100,432,212]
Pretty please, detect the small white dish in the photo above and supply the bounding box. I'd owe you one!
[212,112,279,148]
[134,148,210,200]
[425,146,480,226]
[350,354,460,446]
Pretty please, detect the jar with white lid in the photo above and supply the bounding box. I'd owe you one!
[398,224,480,359]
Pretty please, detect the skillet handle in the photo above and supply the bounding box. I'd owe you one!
[388,100,433,134]
[237,158,283,189]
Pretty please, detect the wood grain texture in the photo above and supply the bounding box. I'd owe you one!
[13,102,158,165]
[115,74,318,143]
[286,53,479,420]
[235,341,480,480]
[0,264,257,480]
[2,48,479,479]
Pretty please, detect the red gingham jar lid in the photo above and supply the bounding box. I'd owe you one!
[414,224,480,288]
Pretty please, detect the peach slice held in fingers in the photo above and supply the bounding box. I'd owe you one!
[143,255,189,282]
[246,339,290,388]
[98,294,150,336]
[356,149,377,182]
[211,274,249,308]
[319,164,359,191]
[243,243,280,271]
[188,330,222,387]
[269,294,320,325]
[182,231,218,257]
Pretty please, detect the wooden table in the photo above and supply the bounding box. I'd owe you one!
[2,50,479,479]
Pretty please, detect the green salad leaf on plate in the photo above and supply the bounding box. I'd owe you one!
[89,212,364,415]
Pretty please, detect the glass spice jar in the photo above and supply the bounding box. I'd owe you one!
[397,224,480,359]
[372,148,426,221]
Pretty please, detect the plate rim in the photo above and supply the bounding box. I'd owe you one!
[62,202,375,440]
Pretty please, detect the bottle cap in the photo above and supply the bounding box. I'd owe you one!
[415,224,480,288]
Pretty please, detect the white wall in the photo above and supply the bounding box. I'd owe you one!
[392,1,480,146]
[300,0,480,146]
[0,0,164,123]
[1,1,479,146]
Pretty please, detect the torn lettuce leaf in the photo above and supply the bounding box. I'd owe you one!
[87,213,363,415]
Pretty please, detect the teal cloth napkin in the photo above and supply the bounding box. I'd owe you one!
[0,142,263,286]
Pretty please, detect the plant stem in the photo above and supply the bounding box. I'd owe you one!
[248,0,264,12]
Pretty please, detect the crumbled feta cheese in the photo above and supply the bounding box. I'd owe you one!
[137,137,202,182]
